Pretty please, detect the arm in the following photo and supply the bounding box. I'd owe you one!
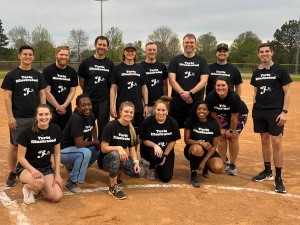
[39,88,46,104]
[91,125,98,141]
[200,136,220,166]
[79,77,84,90]
[62,87,76,109]
[162,79,168,96]
[141,84,149,116]
[168,72,184,96]
[235,84,242,96]
[109,84,117,118]
[253,87,257,104]
[189,74,209,95]
[129,146,141,173]
[74,135,100,148]
[276,83,291,126]
[53,143,63,188]
[4,90,16,130]
[101,140,128,162]
[45,86,66,115]
[142,139,163,157]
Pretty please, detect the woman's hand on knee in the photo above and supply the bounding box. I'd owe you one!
[154,145,163,157]
[117,147,128,162]
[31,169,43,179]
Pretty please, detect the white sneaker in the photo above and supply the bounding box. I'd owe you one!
[22,185,35,204]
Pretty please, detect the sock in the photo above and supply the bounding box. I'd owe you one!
[275,167,282,178]
[189,154,202,176]
[264,162,271,173]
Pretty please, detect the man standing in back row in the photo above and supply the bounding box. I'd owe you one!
[140,42,168,115]
[168,33,210,128]
[251,43,292,193]
[78,36,115,139]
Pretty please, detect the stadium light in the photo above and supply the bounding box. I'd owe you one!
[94,0,110,36]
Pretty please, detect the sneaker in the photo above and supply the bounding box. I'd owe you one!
[6,172,16,187]
[191,175,200,188]
[147,168,156,181]
[108,184,126,200]
[64,179,82,194]
[228,164,237,176]
[63,164,73,173]
[22,185,35,204]
[275,177,287,193]
[252,170,274,182]
[139,158,150,167]
[225,156,230,166]
[202,168,210,178]
[117,174,123,185]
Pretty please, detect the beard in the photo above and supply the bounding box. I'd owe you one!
[57,58,68,67]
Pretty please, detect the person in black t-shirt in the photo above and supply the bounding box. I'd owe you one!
[251,43,292,193]
[60,94,100,194]
[78,36,115,139]
[43,45,78,131]
[184,100,223,188]
[168,33,210,128]
[109,43,149,134]
[16,104,63,204]
[1,45,47,187]
[206,76,248,176]
[139,96,181,182]
[99,101,145,200]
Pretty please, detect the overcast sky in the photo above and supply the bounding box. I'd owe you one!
[2,0,300,49]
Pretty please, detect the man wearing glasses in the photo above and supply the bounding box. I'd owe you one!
[43,46,78,131]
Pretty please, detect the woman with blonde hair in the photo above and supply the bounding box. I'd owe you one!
[98,101,145,200]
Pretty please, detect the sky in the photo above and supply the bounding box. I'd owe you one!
[1,0,300,49]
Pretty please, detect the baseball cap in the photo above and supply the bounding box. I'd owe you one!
[216,43,229,51]
[123,43,136,51]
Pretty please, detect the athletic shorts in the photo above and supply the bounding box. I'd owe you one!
[252,108,283,136]
[218,114,248,134]
[183,145,221,160]
[132,112,144,134]
[169,99,194,128]
[10,117,36,144]
[16,164,54,178]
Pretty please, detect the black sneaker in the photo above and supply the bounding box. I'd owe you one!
[64,179,82,194]
[191,175,200,188]
[108,184,126,200]
[275,177,287,193]
[6,172,16,187]
[202,168,210,178]
[252,170,274,182]
[117,174,123,185]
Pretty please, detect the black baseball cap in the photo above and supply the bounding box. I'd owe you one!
[216,43,229,51]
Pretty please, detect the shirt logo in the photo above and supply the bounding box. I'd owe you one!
[260,86,271,94]
[127,81,137,89]
[58,85,66,93]
[151,79,159,86]
[184,71,195,78]
[37,150,50,158]
[95,76,105,84]
[23,88,34,96]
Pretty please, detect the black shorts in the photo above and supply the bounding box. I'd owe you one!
[183,145,221,160]
[252,108,284,136]
[219,114,248,134]
[132,112,144,134]
[169,100,194,128]
[16,164,54,178]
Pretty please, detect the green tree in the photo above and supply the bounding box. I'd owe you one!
[134,40,144,62]
[31,24,55,62]
[0,20,9,60]
[80,49,95,61]
[105,27,124,63]
[8,25,31,53]
[196,32,217,63]
[167,35,181,61]
[68,29,89,62]
[230,31,262,64]
[272,19,299,64]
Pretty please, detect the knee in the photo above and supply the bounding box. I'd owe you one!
[10,144,18,152]
[49,192,63,203]
[190,144,204,157]
[261,133,270,144]
[159,174,172,183]
[210,163,223,174]
[31,178,44,190]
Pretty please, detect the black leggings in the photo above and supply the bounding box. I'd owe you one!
[140,145,175,183]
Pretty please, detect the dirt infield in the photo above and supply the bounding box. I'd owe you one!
[0,80,300,225]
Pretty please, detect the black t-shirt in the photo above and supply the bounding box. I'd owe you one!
[42,63,78,105]
[16,123,62,168]
[250,63,293,109]
[206,62,243,96]
[61,112,95,149]
[1,67,47,118]
[206,89,241,116]
[139,61,168,106]
[184,117,220,144]
[168,54,210,101]
[78,56,115,103]
[139,115,181,150]
[109,62,149,112]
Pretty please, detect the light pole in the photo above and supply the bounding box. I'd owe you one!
[94,0,110,36]
[295,13,300,75]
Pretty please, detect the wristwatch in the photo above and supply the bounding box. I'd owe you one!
[229,129,235,134]
[282,109,288,113]
[189,90,193,96]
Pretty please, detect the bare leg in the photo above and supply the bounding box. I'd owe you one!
[228,133,240,165]
[260,132,272,162]
[271,134,283,167]
[41,174,63,203]
[217,136,227,162]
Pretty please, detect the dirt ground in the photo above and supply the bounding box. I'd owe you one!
[0,80,300,225]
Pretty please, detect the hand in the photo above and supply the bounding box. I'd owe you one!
[8,116,17,130]
[185,97,193,104]
[198,161,206,171]
[118,147,128,162]
[143,106,149,117]
[56,105,66,115]
[93,139,101,147]
[220,129,226,138]
[31,169,43,179]
[200,141,212,150]
[225,130,234,139]
[276,112,287,126]
[159,157,166,166]
[53,174,63,189]
[110,108,117,118]
[180,91,191,101]
[154,145,163,158]
[134,162,141,174]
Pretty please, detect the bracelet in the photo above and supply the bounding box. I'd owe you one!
[133,160,139,164]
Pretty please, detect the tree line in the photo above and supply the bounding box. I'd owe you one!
[0,19,299,65]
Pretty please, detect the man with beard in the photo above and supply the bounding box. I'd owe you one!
[43,46,78,131]
[78,36,115,139]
